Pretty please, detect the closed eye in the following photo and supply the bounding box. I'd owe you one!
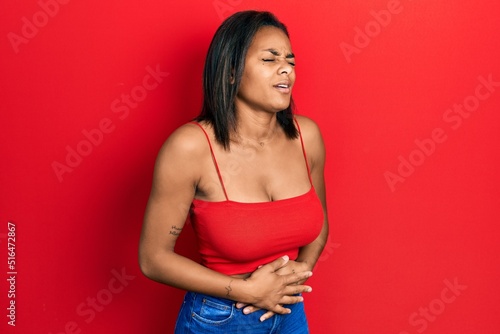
[263,59,295,66]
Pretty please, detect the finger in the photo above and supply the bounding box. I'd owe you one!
[259,311,276,322]
[242,305,260,315]
[283,284,312,296]
[275,264,295,275]
[235,302,248,309]
[268,304,291,316]
[283,270,313,285]
[266,255,289,272]
[278,295,304,305]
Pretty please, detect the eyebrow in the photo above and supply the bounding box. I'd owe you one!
[264,48,295,58]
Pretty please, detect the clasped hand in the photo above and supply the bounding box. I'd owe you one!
[236,255,312,322]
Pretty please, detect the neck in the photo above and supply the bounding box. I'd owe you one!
[233,108,280,143]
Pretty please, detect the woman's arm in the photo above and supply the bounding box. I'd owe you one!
[294,115,329,271]
[138,123,313,314]
[272,116,329,275]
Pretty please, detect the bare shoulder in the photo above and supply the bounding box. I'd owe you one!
[294,115,325,169]
[157,122,208,159]
[294,115,324,147]
[154,122,210,181]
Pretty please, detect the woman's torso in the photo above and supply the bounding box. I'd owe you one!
[189,119,324,276]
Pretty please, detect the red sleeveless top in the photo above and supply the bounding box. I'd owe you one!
[189,120,324,275]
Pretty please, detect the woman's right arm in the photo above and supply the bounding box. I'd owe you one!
[138,124,312,315]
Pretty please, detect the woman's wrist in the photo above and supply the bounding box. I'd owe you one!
[295,258,314,272]
[226,277,256,304]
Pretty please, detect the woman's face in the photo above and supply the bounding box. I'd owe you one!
[235,26,296,115]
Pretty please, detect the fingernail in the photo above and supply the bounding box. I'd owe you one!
[243,309,250,314]
[282,255,289,261]
[306,287,312,292]
[260,316,266,322]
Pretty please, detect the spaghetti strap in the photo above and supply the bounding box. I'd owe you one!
[190,122,229,201]
[294,118,314,186]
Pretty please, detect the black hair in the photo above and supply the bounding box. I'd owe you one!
[196,10,298,150]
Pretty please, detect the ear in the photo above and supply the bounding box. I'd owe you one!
[230,69,235,84]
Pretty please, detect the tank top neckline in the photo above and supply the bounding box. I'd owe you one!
[192,185,316,206]
[190,117,314,205]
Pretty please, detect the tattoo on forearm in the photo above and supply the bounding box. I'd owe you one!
[225,279,233,298]
[169,225,182,236]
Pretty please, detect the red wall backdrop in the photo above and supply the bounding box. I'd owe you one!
[1,1,500,333]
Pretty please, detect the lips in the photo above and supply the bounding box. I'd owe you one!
[273,81,292,93]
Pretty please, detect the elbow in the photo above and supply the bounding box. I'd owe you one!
[139,262,151,279]
[138,246,174,282]
[138,247,156,279]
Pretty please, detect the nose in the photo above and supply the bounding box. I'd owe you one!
[277,58,293,75]
[280,67,290,75]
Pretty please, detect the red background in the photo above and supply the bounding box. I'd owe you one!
[1,0,500,333]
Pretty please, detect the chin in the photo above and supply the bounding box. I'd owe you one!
[273,103,291,112]
[269,100,291,112]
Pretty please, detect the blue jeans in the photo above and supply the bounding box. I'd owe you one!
[174,291,309,333]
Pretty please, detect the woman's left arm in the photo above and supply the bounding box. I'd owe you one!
[294,115,329,272]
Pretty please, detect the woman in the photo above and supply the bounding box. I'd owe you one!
[139,10,329,333]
